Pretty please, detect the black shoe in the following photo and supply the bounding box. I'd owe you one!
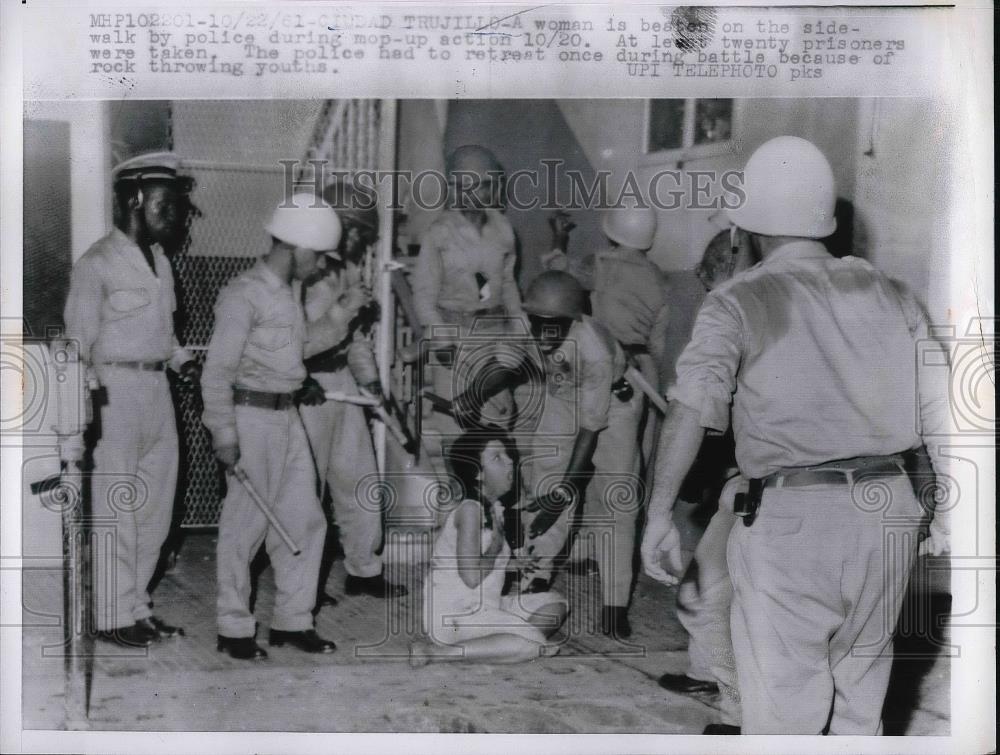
[136,616,185,639]
[658,672,720,695]
[703,724,741,735]
[522,577,550,595]
[601,605,632,639]
[568,558,599,577]
[96,624,153,648]
[268,629,336,654]
[345,574,408,598]
[217,635,268,660]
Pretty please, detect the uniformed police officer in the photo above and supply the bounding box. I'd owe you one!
[641,137,951,733]
[201,193,340,660]
[541,207,670,580]
[64,152,199,647]
[455,270,642,638]
[412,145,524,447]
[299,179,407,600]
[542,206,670,398]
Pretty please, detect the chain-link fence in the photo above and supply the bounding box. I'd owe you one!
[168,99,393,527]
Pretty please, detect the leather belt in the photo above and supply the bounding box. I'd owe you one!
[764,456,906,489]
[102,360,166,371]
[232,387,295,411]
[622,343,650,357]
[304,348,349,375]
[439,305,505,323]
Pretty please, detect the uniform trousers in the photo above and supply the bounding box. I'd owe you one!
[90,366,178,631]
[677,507,740,725]
[299,369,382,579]
[216,405,326,638]
[520,391,643,608]
[727,474,921,734]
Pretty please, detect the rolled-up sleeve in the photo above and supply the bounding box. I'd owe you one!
[411,229,444,329]
[667,292,743,432]
[500,247,525,320]
[578,339,614,433]
[901,294,952,468]
[200,284,253,449]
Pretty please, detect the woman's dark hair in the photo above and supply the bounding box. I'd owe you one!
[446,425,519,530]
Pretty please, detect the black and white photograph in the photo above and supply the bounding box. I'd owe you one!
[2,2,994,753]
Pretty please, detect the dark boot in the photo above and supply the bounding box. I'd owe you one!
[601,605,632,639]
[217,635,268,660]
[344,574,407,598]
[658,672,720,695]
[268,629,336,654]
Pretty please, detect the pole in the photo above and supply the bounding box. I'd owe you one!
[625,365,668,415]
[231,466,302,555]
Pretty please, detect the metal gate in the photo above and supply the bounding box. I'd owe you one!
[171,99,398,527]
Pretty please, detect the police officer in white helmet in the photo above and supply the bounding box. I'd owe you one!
[641,136,951,733]
[299,179,407,601]
[201,193,340,660]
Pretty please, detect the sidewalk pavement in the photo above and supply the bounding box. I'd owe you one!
[21,501,950,734]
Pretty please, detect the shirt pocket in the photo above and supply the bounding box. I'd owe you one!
[108,287,151,315]
[249,325,293,352]
[440,245,471,277]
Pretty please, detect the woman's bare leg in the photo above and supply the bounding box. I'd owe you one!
[409,634,548,666]
[527,601,568,639]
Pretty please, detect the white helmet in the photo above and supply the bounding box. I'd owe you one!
[602,206,658,250]
[726,136,836,238]
[265,192,342,251]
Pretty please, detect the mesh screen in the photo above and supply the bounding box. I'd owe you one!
[169,99,386,527]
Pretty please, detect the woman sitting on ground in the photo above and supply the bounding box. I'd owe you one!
[410,426,568,666]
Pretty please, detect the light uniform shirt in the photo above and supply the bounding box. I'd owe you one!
[300,260,378,386]
[201,261,307,449]
[412,209,523,327]
[526,315,625,433]
[64,228,190,370]
[543,245,670,370]
[670,240,950,479]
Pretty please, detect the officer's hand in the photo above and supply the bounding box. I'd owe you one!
[508,546,538,571]
[526,486,574,538]
[640,513,684,586]
[215,444,241,472]
[918,518,950,557]
[295,376,327,406]
[361,381,383,401]
[58,433,85,465]
[177,360,202,386]
[338,286,368,316]
[548,210,577,246]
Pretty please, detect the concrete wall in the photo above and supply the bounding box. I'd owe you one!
[396,99,448,248]
[443,99,604,288]
[23,101,112,263]
[558,98,861,273]
[852,98,951,312]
